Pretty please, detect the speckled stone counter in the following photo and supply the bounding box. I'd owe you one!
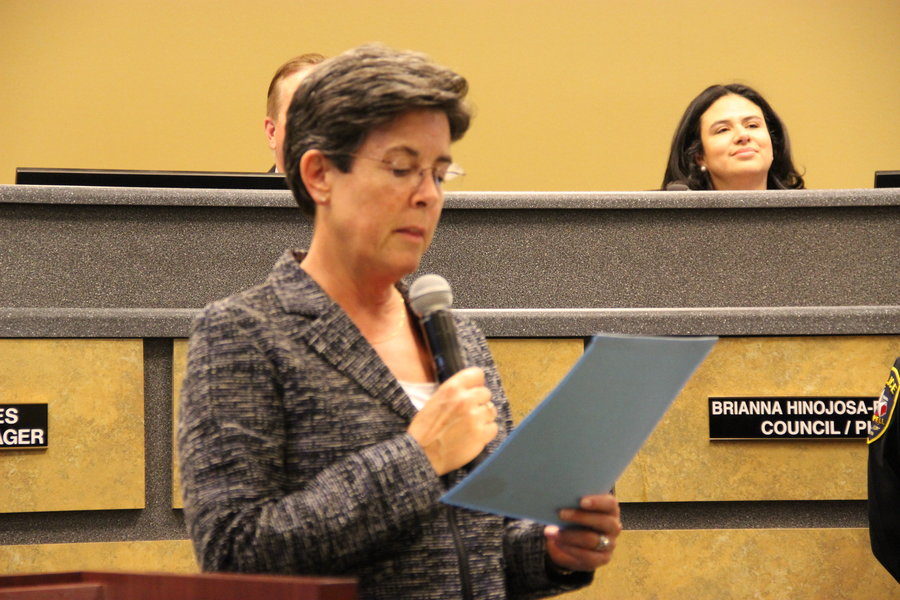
[2,185,898,309]
[4,184,897,208]
[1,306,898,338]
[2,185,898,591]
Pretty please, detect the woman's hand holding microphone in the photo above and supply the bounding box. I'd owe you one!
[408,367,498,476]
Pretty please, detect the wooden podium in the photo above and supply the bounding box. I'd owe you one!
[0,571,357,599]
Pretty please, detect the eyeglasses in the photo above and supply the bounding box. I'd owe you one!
[341,154,465,190]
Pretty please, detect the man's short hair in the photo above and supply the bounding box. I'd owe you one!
[266,53,327,119]
[283,44,471,216]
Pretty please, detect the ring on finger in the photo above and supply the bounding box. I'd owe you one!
[595,534,611,552]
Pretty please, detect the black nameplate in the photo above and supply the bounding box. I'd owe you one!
[709,397,876,440]
[0,404,49,449]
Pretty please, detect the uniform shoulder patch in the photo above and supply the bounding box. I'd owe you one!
[869,359,900,444]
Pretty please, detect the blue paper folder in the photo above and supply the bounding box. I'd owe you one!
[442,333,717,525]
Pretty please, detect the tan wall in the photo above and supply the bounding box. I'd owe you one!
[0,339,144,513]
[565,528,900,600]
[1,541,197,576]
[4,336,899,596]
[2,0,898,190]
[5,531,898,599]
[617,336,900,502]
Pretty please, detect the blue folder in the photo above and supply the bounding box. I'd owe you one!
[442,332,717,525]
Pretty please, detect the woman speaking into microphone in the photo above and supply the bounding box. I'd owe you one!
[178,44,620,600]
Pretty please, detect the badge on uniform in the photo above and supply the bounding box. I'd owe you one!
[869,362,899,444]
[868,357,900,583]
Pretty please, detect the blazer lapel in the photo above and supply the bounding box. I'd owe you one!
[270,249,417,422]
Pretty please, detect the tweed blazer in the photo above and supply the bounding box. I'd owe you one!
[178,249,591,600]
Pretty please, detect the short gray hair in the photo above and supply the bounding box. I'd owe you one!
[283,43,471,215]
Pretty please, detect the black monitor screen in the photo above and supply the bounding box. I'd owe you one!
[874,170,900,188]
[15,167,288,190]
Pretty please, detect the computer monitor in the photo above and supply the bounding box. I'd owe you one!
[874,170,900,188]
[15,167,288,190]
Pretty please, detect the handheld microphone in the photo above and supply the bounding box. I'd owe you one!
[409,274,466,383]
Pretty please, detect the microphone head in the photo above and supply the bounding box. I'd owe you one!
[665,181,690,191]
[410,274,453,317]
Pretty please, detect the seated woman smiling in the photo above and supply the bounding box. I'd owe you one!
[662,83,804,191]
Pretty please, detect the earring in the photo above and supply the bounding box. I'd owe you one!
[700,165,707,173]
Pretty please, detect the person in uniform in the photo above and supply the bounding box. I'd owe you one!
[868,357,900,582]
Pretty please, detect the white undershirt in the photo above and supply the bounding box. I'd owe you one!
[398,380,438,411]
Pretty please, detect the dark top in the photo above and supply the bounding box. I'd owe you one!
[869,357,900,583]
[177,249,591,599]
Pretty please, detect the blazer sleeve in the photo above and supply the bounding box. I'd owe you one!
[177,302,444,574]
[460,321,594,597]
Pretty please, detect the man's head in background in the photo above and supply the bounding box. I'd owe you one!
[265,53,326,173]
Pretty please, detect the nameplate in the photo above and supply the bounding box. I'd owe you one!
[709,397,876,440]
[0,404,49,449]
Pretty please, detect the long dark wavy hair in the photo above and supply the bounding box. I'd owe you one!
[661,84,804,190]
